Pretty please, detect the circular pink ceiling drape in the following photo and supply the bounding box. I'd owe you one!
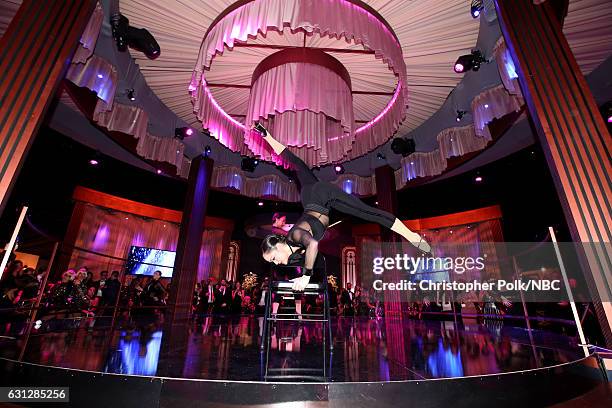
[244,49,355,165]
[190,0,407,168]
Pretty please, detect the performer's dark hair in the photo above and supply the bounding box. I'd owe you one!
[261,234,286,254]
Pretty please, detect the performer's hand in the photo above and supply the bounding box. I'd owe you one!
[291,275,311,291]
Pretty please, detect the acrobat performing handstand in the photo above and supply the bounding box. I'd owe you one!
[255,123,431,291]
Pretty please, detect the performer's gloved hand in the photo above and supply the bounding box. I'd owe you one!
[291,274,311,291]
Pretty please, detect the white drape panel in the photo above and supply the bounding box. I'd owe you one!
[471,85,524,138]
[493,37,522,97]
[331,174,376,196]
[212,166,300,202]
[438,125,490,159]
[66,54,117,109]
[72,1,103,63]
[93,101,187,173]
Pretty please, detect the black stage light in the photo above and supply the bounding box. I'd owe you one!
[241,157,259,172]
[204,146,212,157]
[175,127,194,140]
[111,13,160,59]
[454,50,486,73]
[456,110,466,122]
[127,88,136,101]
[470,0,483,18]
[600,101,612,130]
[391,137,416,157]
[334,164,345,174]
[376,152,386,160]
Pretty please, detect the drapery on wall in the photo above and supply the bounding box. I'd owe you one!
[67,204,225,283]
[350,205,504,287]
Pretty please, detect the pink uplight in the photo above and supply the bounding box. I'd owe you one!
[608,115,612,123]
[89,159,99,166]
[454,63,464,73]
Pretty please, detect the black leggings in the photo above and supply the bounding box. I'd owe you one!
[324,183,396,229]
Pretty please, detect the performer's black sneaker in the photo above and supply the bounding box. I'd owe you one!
[254,122,268,136]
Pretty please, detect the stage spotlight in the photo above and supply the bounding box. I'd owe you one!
[241,157,259,172]
[470,0,483,18]
[175,127,194,140]
[204,145,212,157]
[456,110,466,122]
[111,13,160,59]
[454,50,486,73]
[257,201,264,207]
[334,164,345,174]
[475,175,483,182]
[376,152,386,160]
[391,137,416,157]
[600,101,612,126]
[89,159,99,166]
[126,89,136,101]
[156,169,162,174]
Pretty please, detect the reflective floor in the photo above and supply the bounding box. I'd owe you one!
[0,315,582,382]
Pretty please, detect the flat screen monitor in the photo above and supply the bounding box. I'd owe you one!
[126,246,175,278]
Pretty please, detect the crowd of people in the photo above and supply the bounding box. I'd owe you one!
[0,257,170,322]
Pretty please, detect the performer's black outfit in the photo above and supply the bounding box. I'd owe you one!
[281,148,396,249]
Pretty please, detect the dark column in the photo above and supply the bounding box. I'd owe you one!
[375,164,407,377]
[0,0,96,214]
[496,0,612,345]
[166,156,214,325]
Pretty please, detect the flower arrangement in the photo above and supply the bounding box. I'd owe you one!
[327,275,338,290]
[242,272,258,291]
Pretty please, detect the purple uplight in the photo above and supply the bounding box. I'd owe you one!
[89,159,99,166]
[97,74,104,79]
[607,115,612,123]
[484,104,489,109]
[454,63,465,73]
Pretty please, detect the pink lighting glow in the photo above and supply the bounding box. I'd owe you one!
[257,201,264,206]
[185,128,194,136]
[157,169,162,174]
[89,159,99,165]
[475,176,483,182]
[454,63,465,73]
[356,82,402,133]
[608,115,612,123]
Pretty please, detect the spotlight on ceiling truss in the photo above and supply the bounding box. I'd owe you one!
[241,157,259,172]
[334,164,345,175]
[391,137,416,157]
[456,110,467,122]
[175,127,194,140]
[470,0,483,18]
[454,50,486,73]
[111,13,160,59]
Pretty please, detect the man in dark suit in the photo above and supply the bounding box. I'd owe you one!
[341,282,355,316]
[214,279,231,314]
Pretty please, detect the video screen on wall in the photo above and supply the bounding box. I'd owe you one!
[126,246,175,278]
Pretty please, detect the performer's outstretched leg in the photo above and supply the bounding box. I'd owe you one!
[327,186,431,252]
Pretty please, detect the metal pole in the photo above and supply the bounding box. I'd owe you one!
[0,206,28,280]
[512,255,539,367]
[548,227,589,357]
[18,241,58,361]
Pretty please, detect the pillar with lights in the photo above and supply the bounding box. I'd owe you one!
[496,0,612,346]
